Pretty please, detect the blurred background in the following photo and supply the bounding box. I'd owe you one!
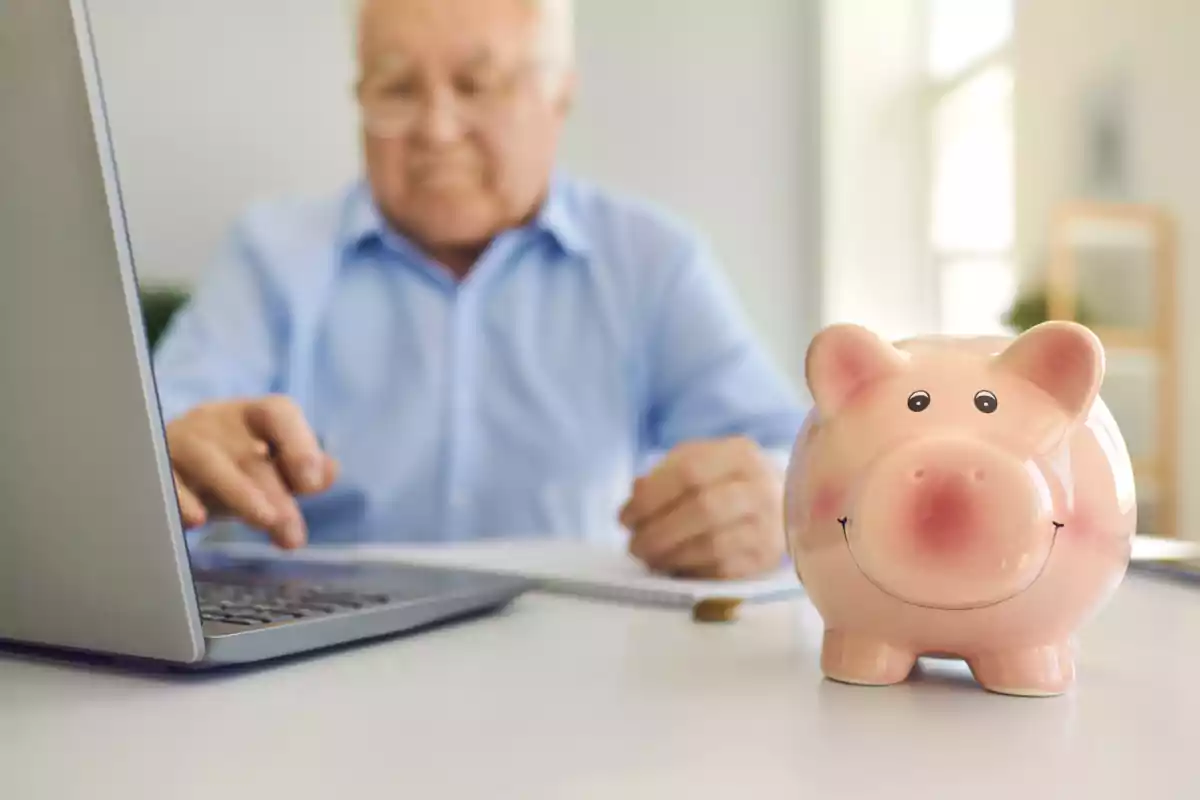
[87,0,1194,541]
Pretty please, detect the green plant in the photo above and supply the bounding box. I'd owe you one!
[1001,286,1093,333]
[140,285,190,350]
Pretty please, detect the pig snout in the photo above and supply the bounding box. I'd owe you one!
[844,437,1057,610]
[906,462,996,553]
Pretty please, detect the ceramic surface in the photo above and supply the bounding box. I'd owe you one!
[785,321,1136,696]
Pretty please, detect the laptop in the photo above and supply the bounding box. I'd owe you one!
[0,0,531,669]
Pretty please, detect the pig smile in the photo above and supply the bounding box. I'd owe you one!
[836,516,1065,538]
[836,516,1065,610]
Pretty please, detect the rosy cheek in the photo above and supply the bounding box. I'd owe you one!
[1059,506,1104,546]
[810,483,845,522]
[1061,510,1080,536]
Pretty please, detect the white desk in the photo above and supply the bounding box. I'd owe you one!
[3,572,1200,799]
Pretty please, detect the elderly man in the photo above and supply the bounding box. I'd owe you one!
[154,0,807,579]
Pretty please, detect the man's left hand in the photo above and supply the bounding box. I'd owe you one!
[619,437,787,580]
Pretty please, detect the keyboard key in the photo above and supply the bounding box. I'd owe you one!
[195,578,395,625]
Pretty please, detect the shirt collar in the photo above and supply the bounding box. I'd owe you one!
[340,172,590,261]
[533,172,591,258]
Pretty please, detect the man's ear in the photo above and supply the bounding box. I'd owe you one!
[992,321,1105,421]
[805,324,907,417]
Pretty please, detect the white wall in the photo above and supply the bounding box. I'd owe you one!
[86,0,363,286]
[87,0,822,388]
[561,0,822,387]
[1014,0,1200,538]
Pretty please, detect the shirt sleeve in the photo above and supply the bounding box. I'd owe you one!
[151,216,289,424]
[640,234,810,464]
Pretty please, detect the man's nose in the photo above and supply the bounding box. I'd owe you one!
[412,88,467,145]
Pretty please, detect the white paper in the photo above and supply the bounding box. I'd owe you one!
[199,538,803,608]
[197,534,1189,610]
[1130,535,1200,562]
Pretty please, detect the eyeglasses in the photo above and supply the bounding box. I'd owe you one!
[356,59,554,138]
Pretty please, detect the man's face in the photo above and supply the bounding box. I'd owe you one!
[355,0,573,255]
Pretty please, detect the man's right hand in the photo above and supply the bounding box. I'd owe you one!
[165,395,338,548]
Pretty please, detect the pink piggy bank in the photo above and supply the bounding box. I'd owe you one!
[785,321,1136,697]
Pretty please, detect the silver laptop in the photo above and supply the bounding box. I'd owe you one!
[0,0,530,669]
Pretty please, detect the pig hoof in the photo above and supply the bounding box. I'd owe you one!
[821,631,917,686]
[968,644,1075,697]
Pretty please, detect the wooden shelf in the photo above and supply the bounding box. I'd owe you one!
[1047,201,1178,537]
[1064,220,1157,251]
[1092,328,1158,351]
[1132,457,1159,481]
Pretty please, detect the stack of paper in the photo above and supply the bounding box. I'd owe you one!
[1130,534,1200,562]
[198,534,1194,610]
[199,538,803,609]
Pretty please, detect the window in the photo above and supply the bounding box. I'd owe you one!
[925,0,1017,335]
[927,0,1012,79]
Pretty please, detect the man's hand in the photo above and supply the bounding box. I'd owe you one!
[165,395,338,548]
[619,436,786,580]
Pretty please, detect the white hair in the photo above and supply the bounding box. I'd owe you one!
[345,0,575,96]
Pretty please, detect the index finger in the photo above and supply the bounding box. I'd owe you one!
[621,439,752,529]
[243,396,326,493]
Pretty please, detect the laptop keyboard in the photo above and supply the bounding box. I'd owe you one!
[195,580,393,628]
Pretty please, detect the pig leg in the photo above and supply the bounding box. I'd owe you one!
[821,630,917,686]
[967,642,1075,697]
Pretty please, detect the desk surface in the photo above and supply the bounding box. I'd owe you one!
[3,572,1199,799]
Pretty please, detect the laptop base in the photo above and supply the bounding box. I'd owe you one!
[187,552,533,668]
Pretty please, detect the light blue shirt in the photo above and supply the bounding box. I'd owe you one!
[153,172,808,546]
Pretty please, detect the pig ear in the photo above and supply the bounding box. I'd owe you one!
[993,321,1105,420]
[805,324,907,417]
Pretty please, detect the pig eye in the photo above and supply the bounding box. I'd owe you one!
[907,390,931,412]
[974,390,998,414]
